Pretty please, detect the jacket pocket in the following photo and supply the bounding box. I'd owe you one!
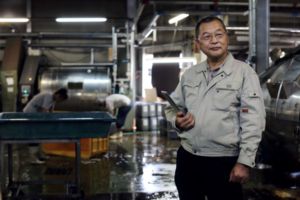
[244,91,261,113]
[248,91,260,99]
[183,81,201,108]
[213,81,240,110]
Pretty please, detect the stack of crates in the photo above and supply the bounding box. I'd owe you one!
[42,137,109,159]
[158,103,179,140]
[135,102,166,132]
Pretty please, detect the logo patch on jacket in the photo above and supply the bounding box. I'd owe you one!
[241,108,249,113]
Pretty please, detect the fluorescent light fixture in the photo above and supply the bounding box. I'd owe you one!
[56,17,107,23]
[168,13,189,24]
[147,57,197,65]
[0,18,29,23]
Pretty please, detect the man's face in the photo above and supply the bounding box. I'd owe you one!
[196,20,229,61]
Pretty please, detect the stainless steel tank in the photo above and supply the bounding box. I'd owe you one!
[260,48,300,171]
[39,66,111,111]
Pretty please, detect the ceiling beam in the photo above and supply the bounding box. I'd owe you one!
[137,14,160,44]
[149,1,300,8]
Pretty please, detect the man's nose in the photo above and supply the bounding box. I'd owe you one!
[210,35,218,42]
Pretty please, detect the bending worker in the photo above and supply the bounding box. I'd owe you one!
[23,88,68,113]
[164,16,265,200]
[23,88,68,164]
[99,93,132,138]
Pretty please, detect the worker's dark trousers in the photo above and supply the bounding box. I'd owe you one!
[175,146,243,200]
[116,105,132,129]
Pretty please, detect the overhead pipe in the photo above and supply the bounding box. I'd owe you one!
[142,41,189,54]
[159,10,300,18]
[237,36,300,44]
[28,43,126,49]
[161,11,248,16]
[60,62,114,66]
[149,1,248,6]
[152,26,300,34]
[0,32,122,39]
[149,1,300,8]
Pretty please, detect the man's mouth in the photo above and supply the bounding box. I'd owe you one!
[210,47,221,51]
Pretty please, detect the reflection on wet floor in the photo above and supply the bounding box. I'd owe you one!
[4,132,179,199]
[3,132,300,199]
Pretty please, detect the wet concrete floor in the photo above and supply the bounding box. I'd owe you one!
[2,132,300,199]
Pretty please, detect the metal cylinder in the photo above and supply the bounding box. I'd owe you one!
[261,53,300,170]
[39,66,111,111]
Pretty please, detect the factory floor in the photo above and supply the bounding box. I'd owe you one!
[2,132,300,200]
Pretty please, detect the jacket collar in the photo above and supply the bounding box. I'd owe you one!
[195,53,234,76]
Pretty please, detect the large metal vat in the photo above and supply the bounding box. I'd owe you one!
[260,47,300,171]
[39,66,111,111]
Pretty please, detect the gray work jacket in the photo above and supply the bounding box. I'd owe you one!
[165,53,266,167]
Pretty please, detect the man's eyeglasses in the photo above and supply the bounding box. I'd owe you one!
[199,32,226,41]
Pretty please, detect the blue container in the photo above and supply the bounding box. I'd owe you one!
[0,112,115,139]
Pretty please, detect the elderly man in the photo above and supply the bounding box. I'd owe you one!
[165,16,265,200]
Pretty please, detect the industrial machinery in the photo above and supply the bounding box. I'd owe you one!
[17,58,113,112]
[259,46,300,172]
[39,66,112,111]
[15,56,112,112]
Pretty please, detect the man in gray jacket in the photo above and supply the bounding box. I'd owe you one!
[165,16,265,200]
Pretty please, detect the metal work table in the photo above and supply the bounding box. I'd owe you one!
[0,112,115,199]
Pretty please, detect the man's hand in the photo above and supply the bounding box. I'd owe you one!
[229,163,250,184]
[175,112,195,131]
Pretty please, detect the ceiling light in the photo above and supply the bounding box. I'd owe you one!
[0,18,29,23]
[56,17,107,23]
[168,14,189,24]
